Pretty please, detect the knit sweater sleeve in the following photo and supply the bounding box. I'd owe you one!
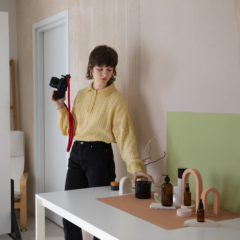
[112,98,144,175]
[56,96,78,137]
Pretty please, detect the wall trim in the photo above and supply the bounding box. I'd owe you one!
[32,10,69,194]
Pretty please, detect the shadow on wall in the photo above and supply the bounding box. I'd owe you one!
[121,42,142,180]
[140,46,177,186]
[221,176,240,214]
[235,0,240,65]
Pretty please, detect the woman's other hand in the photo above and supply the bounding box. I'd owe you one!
[51,91,66,110]
[133,170,155,185]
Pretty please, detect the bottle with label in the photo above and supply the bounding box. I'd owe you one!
[197,199,205,222]
[184,182,191,206]
[161,174,173,206]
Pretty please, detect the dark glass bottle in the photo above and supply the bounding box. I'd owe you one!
[161,174,173,206]
[184,182,191,206]
[197,199,205,222]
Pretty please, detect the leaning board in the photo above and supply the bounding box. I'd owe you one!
[166,112,240,214]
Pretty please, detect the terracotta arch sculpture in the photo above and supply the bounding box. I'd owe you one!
[201,187,220,217]
[182,168,203,212]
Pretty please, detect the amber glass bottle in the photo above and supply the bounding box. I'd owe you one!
[197,199,205,222]
[184,182,191,206]
[161,174,173,206]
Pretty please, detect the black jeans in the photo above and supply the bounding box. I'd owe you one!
[62,140,116,240]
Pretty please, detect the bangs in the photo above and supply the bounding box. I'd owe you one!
[90,45,118,69]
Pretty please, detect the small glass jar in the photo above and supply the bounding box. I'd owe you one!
[110,181,119,191]
[135,180,151,199]
[154,188,162,203]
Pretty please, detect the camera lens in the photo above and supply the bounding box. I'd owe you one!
[49,77,60,88]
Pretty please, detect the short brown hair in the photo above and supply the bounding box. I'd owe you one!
[86,45,118,86]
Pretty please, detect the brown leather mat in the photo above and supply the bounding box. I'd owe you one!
[97,192,240,230]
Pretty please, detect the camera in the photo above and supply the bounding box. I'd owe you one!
[49,74,71,100]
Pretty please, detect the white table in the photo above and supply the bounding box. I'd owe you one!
[35,186,240,240]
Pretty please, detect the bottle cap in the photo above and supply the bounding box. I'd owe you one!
[178,168,187,179]
[162,174,170,183]
[111,181,119,186]
[198,199,204,209]
[185,182,190,191]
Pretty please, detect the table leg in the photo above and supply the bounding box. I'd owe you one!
[35,197,45,240]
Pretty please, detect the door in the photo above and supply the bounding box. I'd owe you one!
[44,25,68,227]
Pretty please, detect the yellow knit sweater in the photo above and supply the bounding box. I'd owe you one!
[57,81,144,174]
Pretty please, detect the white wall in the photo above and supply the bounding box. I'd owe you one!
[140,0,240,186]
[0,11,11,236]
[15,0,240,219]
[16,0,141,219]
[0,0,18,130]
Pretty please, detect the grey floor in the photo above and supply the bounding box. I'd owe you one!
[0,210,93,240]
[0,210,65,240]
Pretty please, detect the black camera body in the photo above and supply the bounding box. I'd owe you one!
[49,74,71,99]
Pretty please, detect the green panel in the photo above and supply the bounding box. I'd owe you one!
[166,112,240,214]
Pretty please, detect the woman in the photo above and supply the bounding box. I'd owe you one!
[51,45,154,240]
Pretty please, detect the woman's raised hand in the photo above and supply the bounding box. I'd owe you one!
[133,170,155,185]
[51,91,66,110]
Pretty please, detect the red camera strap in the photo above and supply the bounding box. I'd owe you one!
[66,77,73,152]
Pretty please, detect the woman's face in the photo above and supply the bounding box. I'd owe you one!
[91,65,113,87]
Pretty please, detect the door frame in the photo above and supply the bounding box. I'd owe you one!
[32,10,69,194]
[0,11,11,235]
